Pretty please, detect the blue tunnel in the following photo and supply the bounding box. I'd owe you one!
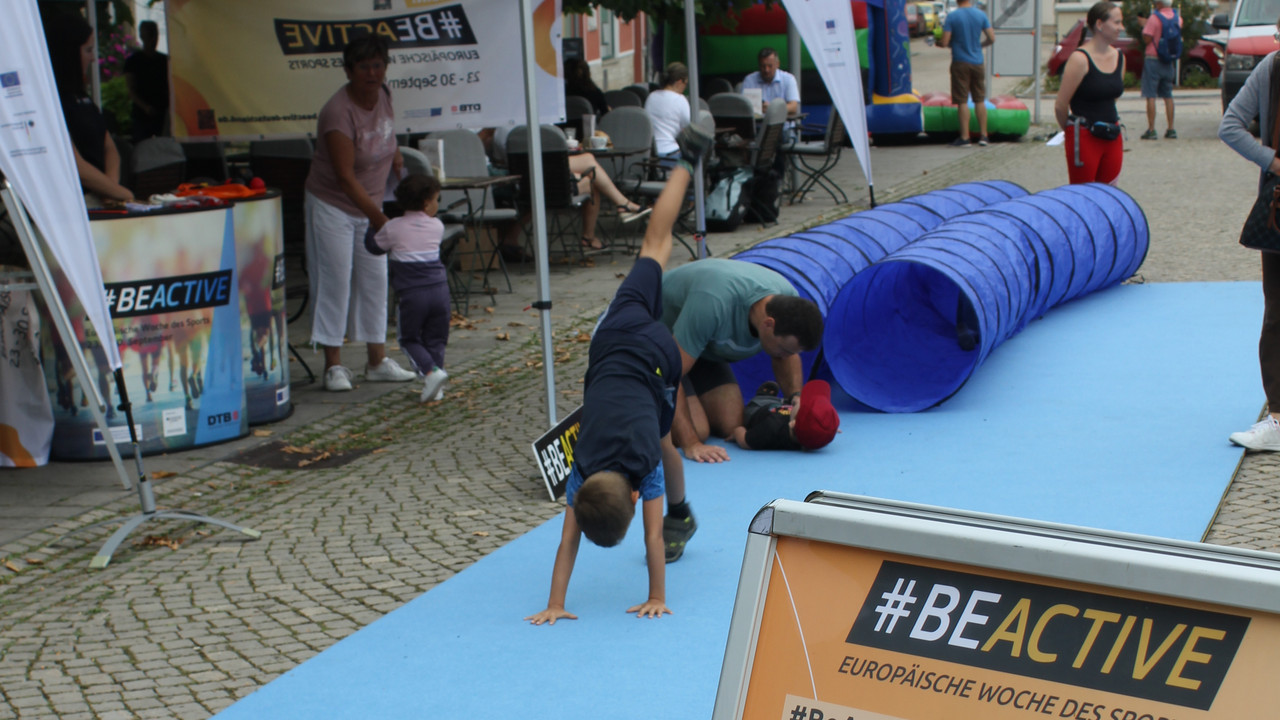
[731,180,1028,395]
[823,183,1150,413]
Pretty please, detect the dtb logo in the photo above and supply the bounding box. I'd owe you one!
[207,411,240,426]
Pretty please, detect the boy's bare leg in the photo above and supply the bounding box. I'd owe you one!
[637,164,692,270]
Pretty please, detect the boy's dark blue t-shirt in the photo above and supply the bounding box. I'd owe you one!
[573,258,682,485]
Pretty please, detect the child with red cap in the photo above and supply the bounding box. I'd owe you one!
[730,379,839,451]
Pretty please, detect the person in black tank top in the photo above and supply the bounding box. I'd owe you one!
[1054,2,1126,184]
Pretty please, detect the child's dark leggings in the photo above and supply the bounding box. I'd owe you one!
[397,283,451,372]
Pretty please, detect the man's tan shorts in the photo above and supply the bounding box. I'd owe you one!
[950,62,986,105]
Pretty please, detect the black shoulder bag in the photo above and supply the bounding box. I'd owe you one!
[1239,54,1280,252]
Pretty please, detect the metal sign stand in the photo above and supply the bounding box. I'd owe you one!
[2,182,261,569]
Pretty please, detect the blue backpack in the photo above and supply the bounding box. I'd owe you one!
[1156,10,1182,62]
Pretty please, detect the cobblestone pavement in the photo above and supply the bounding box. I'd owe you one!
[4,83,1280,719]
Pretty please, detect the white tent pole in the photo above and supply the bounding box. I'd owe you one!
[518,0,558,426]
[683,0,707,258]
[1,183,130,489]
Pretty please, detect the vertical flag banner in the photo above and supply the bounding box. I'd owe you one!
[783,0,874,188]
[168,0,564,138]
[0,0,122,371]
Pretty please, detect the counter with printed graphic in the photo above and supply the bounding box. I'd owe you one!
[713,493,1280,720]
[41,202,248,459]
[231,192,291,424]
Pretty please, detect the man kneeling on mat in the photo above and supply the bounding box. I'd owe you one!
[525,124,713,626]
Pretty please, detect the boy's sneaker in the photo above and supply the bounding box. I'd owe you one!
[1140,129,1158,140]
[949,137,970,147]
[432,387,445,402]
[675,123,714,166]
[324,365,354,392]
[663,512,697,563]
[977,136,989,147]
[365,357,417,383]
[1164,129,1177,139]
[420,367,449,403]
[1229,416,1280,451]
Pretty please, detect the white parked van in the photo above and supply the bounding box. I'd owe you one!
[1214,0,1280,110]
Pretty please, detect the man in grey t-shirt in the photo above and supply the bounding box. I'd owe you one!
[661,259,823,464]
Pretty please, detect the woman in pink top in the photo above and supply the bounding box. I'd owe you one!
[304,35,416,392]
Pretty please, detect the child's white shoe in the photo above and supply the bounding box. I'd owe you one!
[420,367,448,403]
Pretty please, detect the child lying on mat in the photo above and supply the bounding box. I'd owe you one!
[525,125,713,626]
[729,380,839,451]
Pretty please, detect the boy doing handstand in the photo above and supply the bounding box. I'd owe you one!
[526,126,712,626]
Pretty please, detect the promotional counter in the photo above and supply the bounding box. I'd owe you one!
[41,192,290,459]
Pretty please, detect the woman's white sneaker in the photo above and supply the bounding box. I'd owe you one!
[1229,416,1280,451]
[365,357,417,382]
[420,367,449,403]
[324,365,354,392]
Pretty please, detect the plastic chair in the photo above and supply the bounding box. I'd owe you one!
[604,89,642,109]
[746,101,788,225]
[426,129,519,299]
[130,137,185,199]
[399,146,433,177]
[506,125,593,266]
[598,106,654,192]
[788,111,849,205]
[631,111,716,259]
[181,141,229,182]
[708,92,756,141]
[700,77,734,99]
[626,83,650,103]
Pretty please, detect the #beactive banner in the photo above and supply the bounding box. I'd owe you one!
[42,208,248,459]
[740,537,1279,720]
[168,0,564,139]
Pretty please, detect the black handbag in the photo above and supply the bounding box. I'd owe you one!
[1239,55,1280,252]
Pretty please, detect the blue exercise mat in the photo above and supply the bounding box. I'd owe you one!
[213,282,1263,720]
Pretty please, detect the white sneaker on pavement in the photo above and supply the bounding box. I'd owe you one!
[1229,416,1280,451]
[365,357,417,383]
[420,367,449,403]
[324,365,354,392]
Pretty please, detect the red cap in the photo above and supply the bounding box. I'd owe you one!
[793,380,839,450]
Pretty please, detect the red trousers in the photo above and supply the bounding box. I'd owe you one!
[1063,126,1123,185]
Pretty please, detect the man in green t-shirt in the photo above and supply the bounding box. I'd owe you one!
[655,258,823,558]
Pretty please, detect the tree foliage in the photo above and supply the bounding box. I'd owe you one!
[1118,0,1211,60]
[561,0,777,27]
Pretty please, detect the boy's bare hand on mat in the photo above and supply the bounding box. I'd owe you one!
[525,607,578,625]
[627,600,672,619]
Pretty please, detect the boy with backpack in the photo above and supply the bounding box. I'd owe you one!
[1140,0,1182,140]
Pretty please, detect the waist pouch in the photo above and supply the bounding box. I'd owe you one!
[1070,116,1121,141]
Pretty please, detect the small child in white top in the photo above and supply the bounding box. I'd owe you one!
[366,174,451,403]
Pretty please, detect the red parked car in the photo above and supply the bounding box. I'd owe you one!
[1048,19,1222,84]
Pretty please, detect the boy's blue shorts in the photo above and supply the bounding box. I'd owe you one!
[565,460,665,507]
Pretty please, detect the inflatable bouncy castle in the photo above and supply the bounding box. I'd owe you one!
[668,0,1028,141]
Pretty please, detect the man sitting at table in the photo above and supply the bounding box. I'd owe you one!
[742,48,800,128]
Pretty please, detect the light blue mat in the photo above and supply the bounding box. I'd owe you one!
[214,282,1263,720]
